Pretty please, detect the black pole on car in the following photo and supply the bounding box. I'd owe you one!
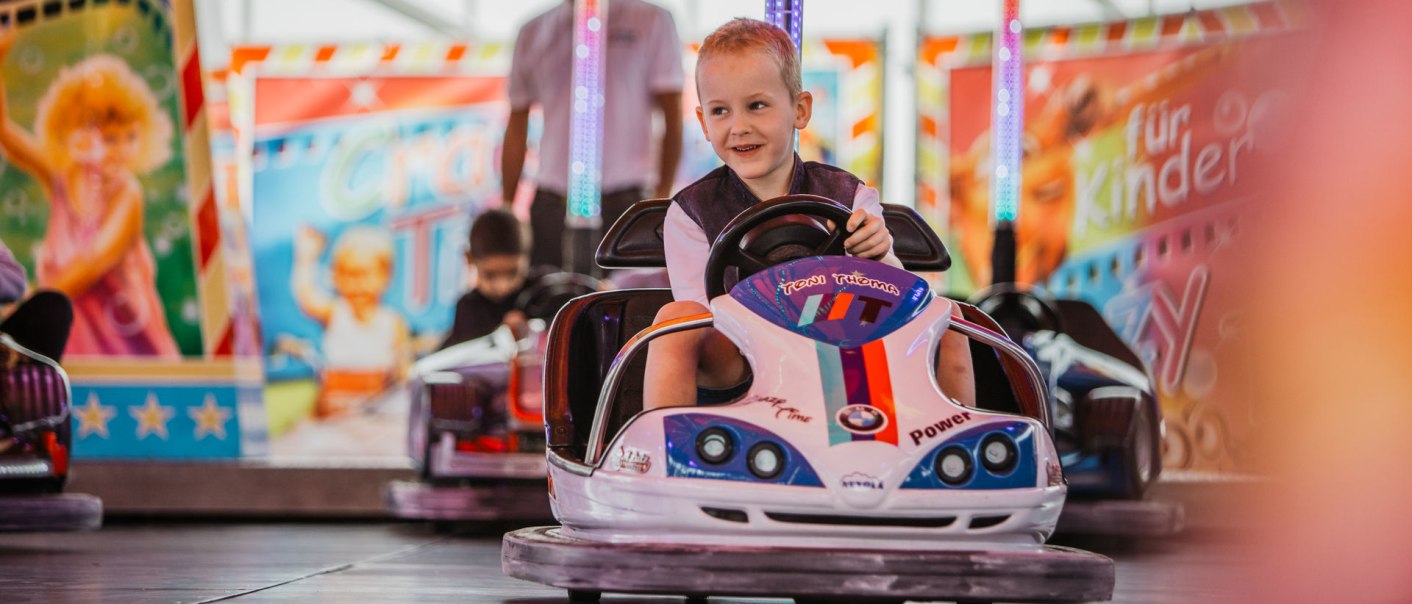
[991,218,1017,286]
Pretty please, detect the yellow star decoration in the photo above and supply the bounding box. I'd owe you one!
[188,395,231,441]
[130,393,175,440]
[74,392,117,439]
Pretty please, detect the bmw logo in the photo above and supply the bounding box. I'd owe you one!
[837,405,887,434]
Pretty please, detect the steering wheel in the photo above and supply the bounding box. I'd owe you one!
[970,283,1065,338]
[704,194,855,299]
[514,272,602,321]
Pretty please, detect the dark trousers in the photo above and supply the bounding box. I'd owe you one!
[1,290,73,363]
[529,186,647,271]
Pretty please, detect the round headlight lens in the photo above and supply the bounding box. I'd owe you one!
[936,446,973,486]
[747,442,785,479]
[980,434,1018,475]
[696,428,734,465]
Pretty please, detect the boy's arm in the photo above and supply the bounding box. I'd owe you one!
[652,91,682,198]
[501,24,537,204]
[290,226,333,325]
[44,179,143,297]
[846,185,902,268]
[646,7,684,199]
[393,315,412,380]
[663,203,710,306]
[937,303,976,405]
[439,295,471,350]
[501,108,531,204]
[440,294,508,349]
[0,29,56,186]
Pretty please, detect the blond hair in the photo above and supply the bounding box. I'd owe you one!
[332,225,395,272]
[35,54,173,172]
[697,18,802,99]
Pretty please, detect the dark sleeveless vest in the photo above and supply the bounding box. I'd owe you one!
[672,154,862,243]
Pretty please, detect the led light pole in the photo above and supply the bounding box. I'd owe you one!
[567,0,607,274]
[765,0,804,56]
[990,0,1023,285]
[766,0,803,150]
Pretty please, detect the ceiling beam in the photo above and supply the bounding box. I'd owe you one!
[1090,0,1127,20]
[365,0,471,39]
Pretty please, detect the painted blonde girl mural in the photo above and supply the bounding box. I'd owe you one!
[0,29,178,357]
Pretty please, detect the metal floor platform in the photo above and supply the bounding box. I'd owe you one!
[0,521,1251,603]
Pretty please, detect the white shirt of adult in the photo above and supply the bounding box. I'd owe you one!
[665,184,888,307]
[507,0,684,194]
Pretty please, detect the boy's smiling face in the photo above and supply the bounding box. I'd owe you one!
[696,49,812,200]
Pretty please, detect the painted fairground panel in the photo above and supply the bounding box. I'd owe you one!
[203,73,262,362]
[0,0,199,357]
[246,64,525,459]
[917,3,1300,473]
[0,0,259,459]
[676,39,883,193]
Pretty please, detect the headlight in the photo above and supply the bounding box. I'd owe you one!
[696,428,734,465]
[666,415,824,486]
[936,446,973,485]
[980,433,1018,475]
[747,442,784,479]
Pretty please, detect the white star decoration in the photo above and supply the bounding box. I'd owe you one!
[188,395,231,441]
[347,79,383,111]
[130,393,175,440]
[74,392,116,439]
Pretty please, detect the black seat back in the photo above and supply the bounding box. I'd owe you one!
[953,302,1027,417]
[544,289,674,462]
[883,203,951,272]
[1051,299,1145,370]
[596,199,672,269]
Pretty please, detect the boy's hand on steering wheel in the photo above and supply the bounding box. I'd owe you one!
[502,310,529,341]
[843,208,892,261]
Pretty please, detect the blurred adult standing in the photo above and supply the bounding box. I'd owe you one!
[501,0,684,270]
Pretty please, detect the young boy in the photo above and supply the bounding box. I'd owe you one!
[645,18,975,410]
[441,209,545,349]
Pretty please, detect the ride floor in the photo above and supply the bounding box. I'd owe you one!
[0,519,1251,603]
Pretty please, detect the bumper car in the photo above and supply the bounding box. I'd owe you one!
[971,285,1182,537]
[503,196,1114,603]
[387,273,599,522]
[0,327,102,531]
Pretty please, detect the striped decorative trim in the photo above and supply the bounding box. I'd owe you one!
[921,0,1302,67]
[170,0,231,357]
[222,38,884,187]
[228,42,512,77]
[817,340,899,447]
[811,40,884,188]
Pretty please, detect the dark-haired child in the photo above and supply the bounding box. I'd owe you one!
[441,209,549,349]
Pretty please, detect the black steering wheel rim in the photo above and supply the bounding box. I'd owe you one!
[969,283,1065,337]
[513,272,602,321]
[704,194,854,300]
